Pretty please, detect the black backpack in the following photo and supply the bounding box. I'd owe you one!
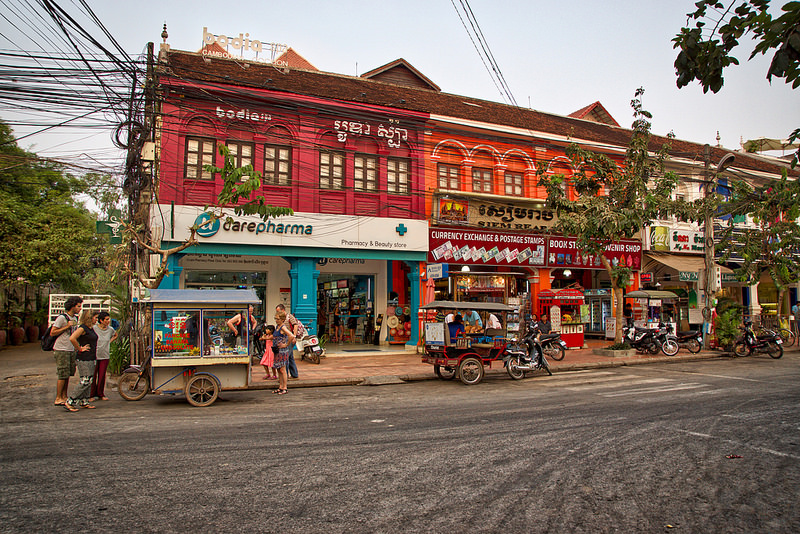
[41,314,68,351]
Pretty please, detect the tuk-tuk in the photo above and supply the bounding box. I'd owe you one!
[420,300,519,385]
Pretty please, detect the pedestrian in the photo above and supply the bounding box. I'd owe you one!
[50,295,83,406]
[271,311,296,395]
[347,300,358,343]
[792,301,800,338]
[226,304,257,349]
[65,310,99,412]
[90,311,117,401]
[275,303,304,378]
[332,306,342,343]
[259,325,278,380]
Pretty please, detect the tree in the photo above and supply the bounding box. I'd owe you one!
[537,89,690,344]
[717,171,800,314]
[673,0,800,166]
[124,143,294,290]
[0,121,108,291]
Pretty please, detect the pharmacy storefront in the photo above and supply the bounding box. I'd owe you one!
[151,204,428,344]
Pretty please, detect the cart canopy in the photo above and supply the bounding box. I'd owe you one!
[624,290,679,300]
[420,300,517,312]
[144,289,261,305]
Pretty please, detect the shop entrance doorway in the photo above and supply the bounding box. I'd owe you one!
[318,274,375,343]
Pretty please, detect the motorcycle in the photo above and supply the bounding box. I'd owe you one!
[733,321,783,359]
[537,328,567,361]
[671,326,703,354]
[297,333,325,364]
[653,323,679,356]
[623,322,678,356]
[505,323,553,379]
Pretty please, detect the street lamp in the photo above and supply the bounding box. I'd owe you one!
[702,147,735,348]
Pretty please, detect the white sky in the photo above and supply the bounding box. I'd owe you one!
[3,0,799,163]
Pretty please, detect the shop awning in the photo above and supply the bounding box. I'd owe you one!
[625,290,679,300]
[644,253,732,274]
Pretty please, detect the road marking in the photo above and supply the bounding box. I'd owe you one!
[565,377,671,391]
[601,382,706,397]
[677,429,800,460]
[677,371,763,383]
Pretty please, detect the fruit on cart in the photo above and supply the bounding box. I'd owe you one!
[563,314,572,322]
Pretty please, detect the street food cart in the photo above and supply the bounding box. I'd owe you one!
[118,289,260,407]
[537,288,585,349]
[420,300,524,385]
[625,290,678,333]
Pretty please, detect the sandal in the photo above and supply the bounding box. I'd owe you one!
[271,388,282,394]
[277,389,288,395]
[82,404,97,409]
[64,403,79,412]
[54,401,65,406]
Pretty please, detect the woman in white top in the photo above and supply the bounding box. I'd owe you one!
[90,311,117,401]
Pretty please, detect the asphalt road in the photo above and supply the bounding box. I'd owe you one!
[1,355,798,533]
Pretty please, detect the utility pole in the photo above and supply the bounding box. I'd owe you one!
[702,145,713,349]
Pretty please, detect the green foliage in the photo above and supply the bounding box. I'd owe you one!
[204,144,294,221]
[673,0,800,166]
[108,336,130,376]
[0,120,110,290]
[606,342,632,351]
[536,89,689,342]
[714,300,743,349]
[717,170,800,312]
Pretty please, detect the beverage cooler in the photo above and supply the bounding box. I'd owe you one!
[584,289,613,336]
[537,288,585,349]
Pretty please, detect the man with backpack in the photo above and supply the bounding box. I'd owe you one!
[49,296,83,406]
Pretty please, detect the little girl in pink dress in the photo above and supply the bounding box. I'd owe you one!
[259,325,278,380]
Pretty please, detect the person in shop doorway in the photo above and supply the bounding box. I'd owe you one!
[275,304,304,379]
[332,306,342,343]
[487,312,502,330]
[347,300,358,343]
[792,301,800,339]
[623,302,633,327]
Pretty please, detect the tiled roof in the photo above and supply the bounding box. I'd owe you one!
[160,49,796,178]
[568,101,620,127]
[275,47,318,71]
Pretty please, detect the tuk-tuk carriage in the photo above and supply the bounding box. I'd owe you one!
[420,300,520,385]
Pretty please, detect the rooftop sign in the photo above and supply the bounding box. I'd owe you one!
[202,27,288,64]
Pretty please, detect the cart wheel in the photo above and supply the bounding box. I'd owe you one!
[434,365,456,380]
[458,357,484,385]
[118,373,149,401]
[185,374,219,407]
[506,357,525,380]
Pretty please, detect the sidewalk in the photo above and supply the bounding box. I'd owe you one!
[0,337,765,391]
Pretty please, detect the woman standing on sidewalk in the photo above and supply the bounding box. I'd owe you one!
[65,310,99,411]
[90,311,117,401]
[271,311,296,395]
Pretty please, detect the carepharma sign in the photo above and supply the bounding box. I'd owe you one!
[152,205,428,253]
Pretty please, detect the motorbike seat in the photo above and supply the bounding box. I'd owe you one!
[677,330,699,337]
[539,333,559,341]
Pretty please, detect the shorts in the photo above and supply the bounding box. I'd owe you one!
[54,350,77,380]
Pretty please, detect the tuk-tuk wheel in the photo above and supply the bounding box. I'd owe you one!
[458,357,484,385]
[434,365,456,380]
[185,374,220,407]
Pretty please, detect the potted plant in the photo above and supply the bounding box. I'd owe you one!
[9,315,25,345]
[593,341,635,358]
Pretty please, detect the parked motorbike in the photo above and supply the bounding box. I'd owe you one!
[733,321,783,359]
[505,323,553,379]
[536,328,567,361]
[298,333,325,364]
[623,322,678,355]
[653,323,679,356]
[670,326,703,354]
